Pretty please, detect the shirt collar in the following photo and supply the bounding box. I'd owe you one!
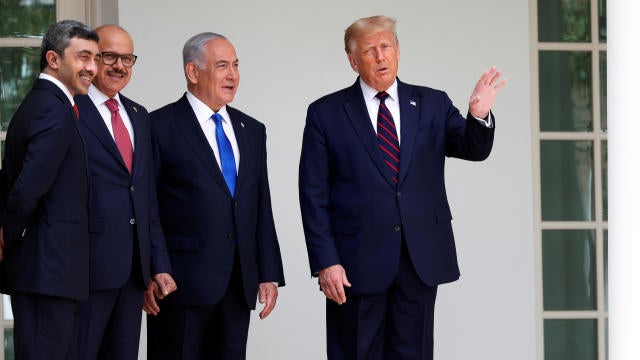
[88,84,121,106]
[39,73,75,105]
[186,91,230,126]
[359,78,399,102]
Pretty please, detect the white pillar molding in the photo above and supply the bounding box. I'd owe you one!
[608,0,640,359]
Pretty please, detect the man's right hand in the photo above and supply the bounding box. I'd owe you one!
[318,264,351,305]
[143,281,161,316]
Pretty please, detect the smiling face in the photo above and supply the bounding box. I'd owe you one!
[92,26,134,98]
[186,38,239,112]
[347,30,400,92]
[47,37,99,96]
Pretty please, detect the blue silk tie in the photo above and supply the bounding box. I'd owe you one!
[213,113,237,196]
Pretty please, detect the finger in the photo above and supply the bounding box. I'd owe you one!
[259,294,276,319]
[143,291,160,315]
[494,78,507,91]
[335,283,346,304]
[342,273,352,288]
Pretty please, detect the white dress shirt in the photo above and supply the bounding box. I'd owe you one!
[87,84,136,149]
[186,91,240,172]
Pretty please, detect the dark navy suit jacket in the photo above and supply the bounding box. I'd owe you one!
[75,92,171,291]
[299,79,495,294]
[150,95,285,308]
[0,79,89,300]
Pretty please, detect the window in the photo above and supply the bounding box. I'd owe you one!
[533,0,607,359]
[0,1,88,358]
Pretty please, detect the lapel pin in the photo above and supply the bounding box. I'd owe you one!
[409,100,416,107]
[133,106,138,112]
[241,122,245,128]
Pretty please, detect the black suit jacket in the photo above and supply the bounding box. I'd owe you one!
[150,94,285,308]
[75,92,171,291]
[0,78,89,300]
[299,79,495,294]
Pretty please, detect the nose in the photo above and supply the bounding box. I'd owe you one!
[374,48,385,63]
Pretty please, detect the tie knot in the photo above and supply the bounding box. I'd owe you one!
[212,112,223,126]
[376,91,390,102]
[105,98,119,113]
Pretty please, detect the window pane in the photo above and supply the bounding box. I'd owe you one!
[0,0,55,38]
[600,51,607,132]
[538,0,591,42]
[4,327,14,360]
[544,319,597,360]
[0,47,40,132]
[604,230,608,310]
[539,51,593,132]
[541,140,594,221]
[543,230,596,310]
[602,140,607,220]
[599,0,607,42]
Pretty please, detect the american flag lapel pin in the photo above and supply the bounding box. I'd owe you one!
[409,100,416,107]
[241,122,245,128]
[133,106,138,112]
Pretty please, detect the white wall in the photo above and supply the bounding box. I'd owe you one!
[120,0,535,358]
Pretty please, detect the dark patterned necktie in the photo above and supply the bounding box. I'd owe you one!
[376,91,400,185]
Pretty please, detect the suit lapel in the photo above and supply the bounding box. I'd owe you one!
[173,95,229,194]
[227,107,247,198]
[343,80,397,188]
[121,95,143,177]
[397,81,419,185]
[77,94,129,173]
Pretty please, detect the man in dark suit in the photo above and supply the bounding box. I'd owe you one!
[144,32,285,359]
[74,25,175,359]
[299,15,506,360]
[0,20,100,359]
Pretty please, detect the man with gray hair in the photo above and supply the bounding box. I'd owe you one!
[144,32,285,359]
[0,20,100,359]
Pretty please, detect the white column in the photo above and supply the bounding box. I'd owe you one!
[608,1,640,359]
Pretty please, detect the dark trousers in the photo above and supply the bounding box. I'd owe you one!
[326,241,438,360]
[76,276,144,360]
[147,251,250,360]
[11,292,80,360]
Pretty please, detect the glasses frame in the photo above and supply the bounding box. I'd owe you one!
[100,52,138,67]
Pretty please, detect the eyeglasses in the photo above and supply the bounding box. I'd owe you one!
[100,52,138,67]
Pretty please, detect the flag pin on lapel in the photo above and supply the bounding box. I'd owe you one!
[241,122,245,128]
[409,100,416,107]
[133,106,138,112]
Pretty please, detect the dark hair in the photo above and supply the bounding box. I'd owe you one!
[39,19,99,71]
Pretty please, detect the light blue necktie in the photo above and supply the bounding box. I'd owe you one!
[213,113,237,196]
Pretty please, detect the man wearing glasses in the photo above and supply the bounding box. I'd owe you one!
[75,24,176,359]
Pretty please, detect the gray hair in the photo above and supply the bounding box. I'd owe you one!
[40,19,99,71]
[182,32,227,72]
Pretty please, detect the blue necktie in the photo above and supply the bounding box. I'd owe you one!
[213,113,237,196]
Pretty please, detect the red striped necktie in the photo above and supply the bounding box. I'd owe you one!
[376,91,400,185]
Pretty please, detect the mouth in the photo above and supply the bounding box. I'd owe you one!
[107,70,128,79]
[79,71,93,84]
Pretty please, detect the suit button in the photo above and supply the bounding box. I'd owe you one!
[234,201,238,208]
[394,225,401,232]
[130,185,135,192]
[130,218,136,225]
[227,233,235,241]
[396,191,402,197]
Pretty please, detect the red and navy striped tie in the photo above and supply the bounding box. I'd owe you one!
[376,91,400,185]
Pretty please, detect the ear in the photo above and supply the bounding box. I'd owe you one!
[347,53,359,73]
[45,50,61,70]
[185,62,199,84]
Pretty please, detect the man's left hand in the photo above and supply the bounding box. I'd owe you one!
[153,273,177,298]
[258,282,278,320]
[469,66,507,119]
